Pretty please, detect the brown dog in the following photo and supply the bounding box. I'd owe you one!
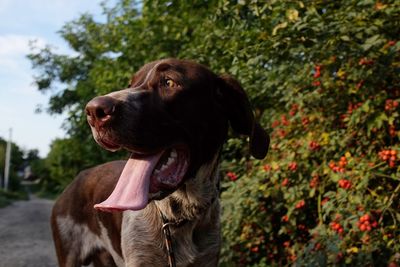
[51,59,269,267]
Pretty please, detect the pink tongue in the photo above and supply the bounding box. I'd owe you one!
[94,151,163,212]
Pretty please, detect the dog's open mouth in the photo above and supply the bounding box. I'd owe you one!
[94,146,189,212]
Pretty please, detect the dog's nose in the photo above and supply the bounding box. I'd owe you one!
[85,96,117,127]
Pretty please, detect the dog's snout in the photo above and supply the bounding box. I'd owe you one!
[85,96,117,126]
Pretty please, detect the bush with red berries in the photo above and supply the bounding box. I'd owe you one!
[219,1,400,266]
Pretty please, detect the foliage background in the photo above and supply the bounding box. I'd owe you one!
[27,0,400,266]
[0,138,35,206]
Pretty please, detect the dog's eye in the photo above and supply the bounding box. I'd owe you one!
[165,79,177,88]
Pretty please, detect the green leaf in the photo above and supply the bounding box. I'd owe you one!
[272,22,288,36]
[340,35,350,41]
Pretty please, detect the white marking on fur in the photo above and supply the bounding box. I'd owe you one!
[57,216,104,265]
[99,222,125,267]
[140,62,161,87]
[106,61,162,102]
[121,210,166,266]
[56,216,125,266]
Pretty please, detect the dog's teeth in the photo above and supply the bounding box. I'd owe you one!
[171,150,177,158]
[167,157,174,166]
[155,150,177,174]
[161,164,168,171]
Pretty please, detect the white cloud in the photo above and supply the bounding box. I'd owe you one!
[0,34,47,96]
[0,34,47,75]
[0,0,106,33]
[0,34,46,56]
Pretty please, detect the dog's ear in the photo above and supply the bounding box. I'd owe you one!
[217,74,269,159]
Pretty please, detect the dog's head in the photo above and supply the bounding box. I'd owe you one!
[85,59,269,212]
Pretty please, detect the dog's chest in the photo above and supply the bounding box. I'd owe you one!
[119,210,201,267]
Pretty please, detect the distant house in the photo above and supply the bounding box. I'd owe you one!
[23,165,38,182]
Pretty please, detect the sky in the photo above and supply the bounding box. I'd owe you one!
[0,0,113,157]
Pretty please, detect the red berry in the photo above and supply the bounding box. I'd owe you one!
[330,221,344,233]
[295,199,305,209]
[356,80,364,89]
[310,175,319,188]
[312,81,321,87]
[271,120,280,128]
[297,224,306,231]
[226,172,238,181]
[263,164,272,172]
[250,246,259,253]
[281,115,289,126]
[329,162,336,169]
[389,161,396,168]
[389,126,396,137]
[309,141,321,151]
[289,104,299,116]
[361,214,370,222]
[302,117,310,126]
[277,129,286,138]
[321,198,329,205]
[288,162,298,171]
[338,179,351,189]
[333,166,339,172]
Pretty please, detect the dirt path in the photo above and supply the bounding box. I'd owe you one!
[0,195,57,267]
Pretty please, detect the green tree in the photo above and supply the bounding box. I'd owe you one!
[0,137,28,191]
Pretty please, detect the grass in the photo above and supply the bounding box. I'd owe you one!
[0,188,29,208]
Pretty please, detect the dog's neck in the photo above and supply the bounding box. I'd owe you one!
[154,153,220,224]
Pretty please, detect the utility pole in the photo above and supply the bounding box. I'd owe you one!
[4,128,12,191]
